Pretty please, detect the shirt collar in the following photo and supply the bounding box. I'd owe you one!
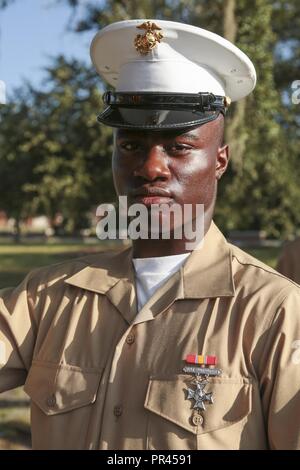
[183,221,235,298]
[65,221,235,323]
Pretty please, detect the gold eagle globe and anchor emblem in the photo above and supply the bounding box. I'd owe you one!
[134,21,164,55]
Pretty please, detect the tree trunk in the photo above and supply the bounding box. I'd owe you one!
[224,0,237,42]
[13,216,21,244]
[223,0,246,171]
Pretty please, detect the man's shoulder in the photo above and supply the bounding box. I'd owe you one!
[24,246,130,291]
[229,242,300,294]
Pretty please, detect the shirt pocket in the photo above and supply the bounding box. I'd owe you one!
[24,361,103,415]
[23,361,104,449]
[144,375,252,450]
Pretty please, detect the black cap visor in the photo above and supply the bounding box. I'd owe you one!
[97,106,222,130]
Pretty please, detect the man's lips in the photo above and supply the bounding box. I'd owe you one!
[133,195,173,206]
[130,187,174,206]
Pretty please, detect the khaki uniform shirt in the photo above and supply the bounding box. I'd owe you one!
[277,237,300,284]
[0,222,300,450]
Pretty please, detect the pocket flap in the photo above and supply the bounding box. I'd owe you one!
[24,361,103,415]
[144,375,252,435]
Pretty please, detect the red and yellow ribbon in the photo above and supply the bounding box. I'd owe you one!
[185,354,217,366]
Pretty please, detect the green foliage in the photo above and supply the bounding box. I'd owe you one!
[0,93,40,222]
[215,0,300,238]
[59,0,224,32]
[0,58,115,234]
[31,57,115,233]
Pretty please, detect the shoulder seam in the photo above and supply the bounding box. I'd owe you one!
[231,252,300,289]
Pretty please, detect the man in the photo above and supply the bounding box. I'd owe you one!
[277,238,300,284]
[0,19,300,450]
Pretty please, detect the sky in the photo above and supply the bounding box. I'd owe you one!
[0,0,95,99]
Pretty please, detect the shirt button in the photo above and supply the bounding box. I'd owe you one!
[113,405,123,417]
[46,394,56,408]
[126,333,135,345]
[192,413,204,426]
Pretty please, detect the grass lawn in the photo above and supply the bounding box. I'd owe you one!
[0,241,281,449]
[0,240,127,289]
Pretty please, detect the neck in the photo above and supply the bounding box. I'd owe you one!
[132,215,213,258]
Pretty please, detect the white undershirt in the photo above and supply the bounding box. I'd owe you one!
[132,252,190,311]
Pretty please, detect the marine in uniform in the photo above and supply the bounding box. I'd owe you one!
[0,19,300,450]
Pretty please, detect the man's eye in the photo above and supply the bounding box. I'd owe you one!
[167,144,191,153]
[120,142,140,152]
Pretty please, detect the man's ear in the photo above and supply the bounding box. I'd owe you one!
[216,144,229,180]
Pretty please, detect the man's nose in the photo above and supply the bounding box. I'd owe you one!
[133,145,170,181]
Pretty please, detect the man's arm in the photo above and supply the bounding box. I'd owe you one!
[259,286,300,449]
[0,273,38,392]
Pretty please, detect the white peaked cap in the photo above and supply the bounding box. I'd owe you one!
[90,19,257,102]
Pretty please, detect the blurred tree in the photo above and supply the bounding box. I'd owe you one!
[215,0,300,238]
[0,91,39,241]
[0,0,14,7]
[272,0,300,174]
[23,57,114,234]
[272,0,300,92]
[0,58,114,236]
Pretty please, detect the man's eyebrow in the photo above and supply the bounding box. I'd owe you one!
[116,130,200,140]
[175,132,199,141]
[164,131,200,143]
